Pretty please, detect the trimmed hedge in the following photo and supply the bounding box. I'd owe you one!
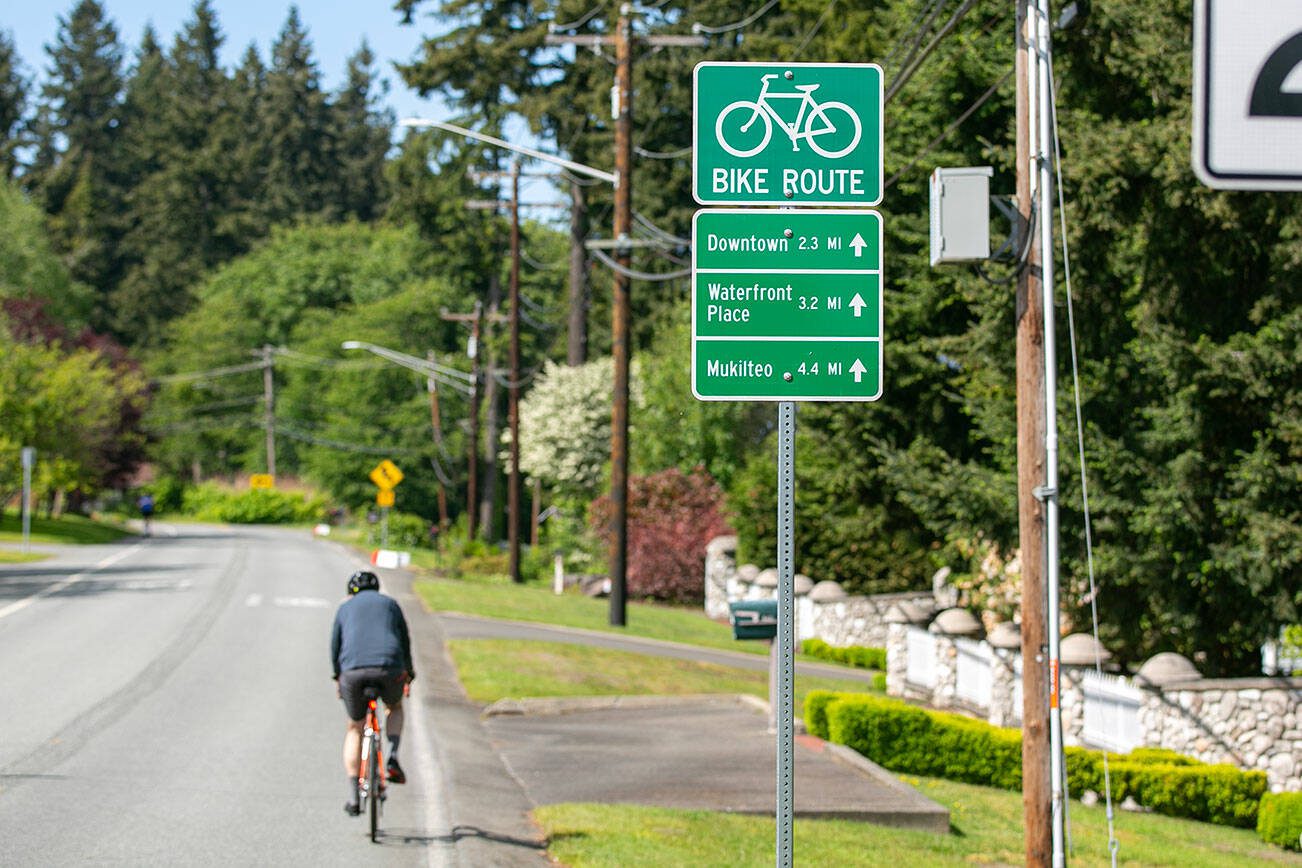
[1258,792,1302,850]
[182,483,327,524]
[801,638,887,670]
[806,691,1269,829]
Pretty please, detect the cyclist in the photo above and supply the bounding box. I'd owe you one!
[331,570,415,816]
[137,492,154,536]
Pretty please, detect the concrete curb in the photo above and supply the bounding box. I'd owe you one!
[484,692,770,718]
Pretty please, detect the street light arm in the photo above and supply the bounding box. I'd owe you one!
[399,117,618,185]
[341,340,475,393]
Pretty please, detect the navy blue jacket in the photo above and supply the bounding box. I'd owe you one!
[330,590,413,678]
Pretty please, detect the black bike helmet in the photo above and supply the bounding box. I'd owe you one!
[347,570,381,595]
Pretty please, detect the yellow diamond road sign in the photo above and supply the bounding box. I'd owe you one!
[369,459,404,490]
[249,474,274,490]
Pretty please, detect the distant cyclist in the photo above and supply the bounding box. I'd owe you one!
[331,570,415,816]
[136,492,154,536]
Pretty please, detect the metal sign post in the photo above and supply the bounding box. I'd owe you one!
[775,402,796,868]
[21,447,34,554]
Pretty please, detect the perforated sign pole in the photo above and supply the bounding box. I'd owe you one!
[776,401,795,868]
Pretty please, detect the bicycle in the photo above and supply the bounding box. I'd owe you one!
[358,687,387,842]
[715,73,862,159]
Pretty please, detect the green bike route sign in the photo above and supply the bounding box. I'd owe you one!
[693,62,883,206]
[692,209,883,401]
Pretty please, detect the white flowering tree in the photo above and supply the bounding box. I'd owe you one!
[513,357,642,505]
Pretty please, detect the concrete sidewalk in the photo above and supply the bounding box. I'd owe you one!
[386,567,950,864]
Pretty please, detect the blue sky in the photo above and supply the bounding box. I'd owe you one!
[4,1,438,121]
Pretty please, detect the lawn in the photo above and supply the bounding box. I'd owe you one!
[0,549,50,563]
[0,512,132,544]
[447,639,879,707]
[536,776,1300,867]
[415,576,770,656]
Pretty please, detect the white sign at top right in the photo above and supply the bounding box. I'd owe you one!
[1194,0,1302,190]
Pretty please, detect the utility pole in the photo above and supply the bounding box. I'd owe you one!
[508,160,523,584]
[608,7,633,626]
[426,351,451,532]
[442,301,494,544]
[1016,0,1063,863]
[261,344,277,478]
[546,9,705,627]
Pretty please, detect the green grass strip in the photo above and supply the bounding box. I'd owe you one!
[416,576,768,656]
[536,775,1290,867]
[447,639,878,708]
[0,513,132,545]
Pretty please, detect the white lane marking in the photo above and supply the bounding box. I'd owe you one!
[114,578,193,592]
[408,677,457,867]
[244,593,263,607]
[0,543,147,621]
[272,596,330,608]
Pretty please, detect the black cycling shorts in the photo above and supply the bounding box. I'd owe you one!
[338,667,405,721]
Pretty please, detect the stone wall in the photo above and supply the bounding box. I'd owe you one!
[886,625,1302,793]
[705,535,932,647]
[1139,678,1302,792]
[807,591,935,648]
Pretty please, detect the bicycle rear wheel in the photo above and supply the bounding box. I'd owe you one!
[367,729,380,842]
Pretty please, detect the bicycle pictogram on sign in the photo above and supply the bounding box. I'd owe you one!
[715,74,863,159]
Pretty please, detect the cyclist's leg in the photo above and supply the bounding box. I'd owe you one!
[338,670,369,812]
[379,671,406,782]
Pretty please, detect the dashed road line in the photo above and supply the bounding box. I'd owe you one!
[0,543,146,621]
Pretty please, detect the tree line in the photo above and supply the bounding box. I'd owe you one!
[0,0,1296,676]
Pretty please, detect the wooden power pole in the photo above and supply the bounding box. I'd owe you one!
[547,6,704,628]
[261,344,276,478]
[1016,0,1051,863]
[426,351,451,532]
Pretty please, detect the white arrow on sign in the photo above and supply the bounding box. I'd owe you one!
[850,359,867,383]
[849,293,867,317]
[849,232,868,257]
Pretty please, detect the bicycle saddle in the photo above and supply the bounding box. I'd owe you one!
[362,686,381,700]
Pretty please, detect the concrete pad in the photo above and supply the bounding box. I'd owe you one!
[483,696,950,833]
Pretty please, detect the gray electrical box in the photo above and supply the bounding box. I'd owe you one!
[929,166,993,266]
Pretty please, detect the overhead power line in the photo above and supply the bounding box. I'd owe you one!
[693,0,781,35]
[275,424,426,457]
[886,0,979,103]
[589,246,690,281]
[885,67,1013,189]
[633,144,691,159]
[153,360,265,384]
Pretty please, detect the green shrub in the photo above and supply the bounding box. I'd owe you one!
[871,672,886,691]
[380,511,435,550]
[1258,792,1302,850]
[801,638,887,670]
[814,691,1267,829]
[182,483,326,524]
[803,690,842,739]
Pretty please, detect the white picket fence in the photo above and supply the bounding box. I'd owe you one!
[906,626,937,689]
[1081,669,1142,753]
[955,636,994,707]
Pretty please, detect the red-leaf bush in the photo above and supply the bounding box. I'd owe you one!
[589,467,733,603]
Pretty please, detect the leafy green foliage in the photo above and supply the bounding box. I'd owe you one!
[180,482,326,524]
[1257,792,1302,850]
[800,639,887,671]
[810,691,1269,828]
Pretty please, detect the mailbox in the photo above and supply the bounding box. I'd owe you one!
[729,600,778,641]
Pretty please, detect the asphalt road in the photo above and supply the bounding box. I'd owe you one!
[0,524,518,867]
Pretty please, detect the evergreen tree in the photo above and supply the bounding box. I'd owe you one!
[225,44,270,241]
[259,6,331,223]
[330,42,392,221]
[114,2,235,345]
[0,31,28,178]
[35,0,128,326]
